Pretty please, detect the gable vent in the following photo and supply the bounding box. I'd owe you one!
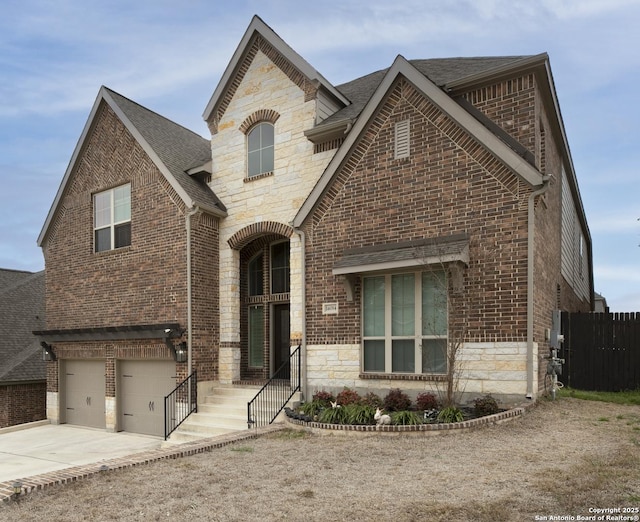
[394,119,410,159]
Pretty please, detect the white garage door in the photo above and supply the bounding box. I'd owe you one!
[118,360,177,437]
[63,360,106,429]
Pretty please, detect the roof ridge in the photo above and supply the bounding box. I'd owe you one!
[0,270,44,298]
[0,344,41,381]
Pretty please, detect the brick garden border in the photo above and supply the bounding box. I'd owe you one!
[284,401,536,435]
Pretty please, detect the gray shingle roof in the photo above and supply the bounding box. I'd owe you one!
[320,56,531,128]
[104,88,226,213]
[0,269,45,383]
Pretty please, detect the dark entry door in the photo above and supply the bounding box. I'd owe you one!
[273,303,290,377]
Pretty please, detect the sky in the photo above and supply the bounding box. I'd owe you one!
[1,0,638,311]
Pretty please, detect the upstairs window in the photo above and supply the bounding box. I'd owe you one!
[247,122,274,178]
[94,183,131,252]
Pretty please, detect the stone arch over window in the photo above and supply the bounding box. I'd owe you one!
[228,221,294,250]
[239,109,281,134]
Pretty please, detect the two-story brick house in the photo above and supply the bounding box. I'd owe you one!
[36,16,591,437]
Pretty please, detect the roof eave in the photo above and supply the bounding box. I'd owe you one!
[38,87,107,247]
[444,53,550,92]
[304,118,354,144]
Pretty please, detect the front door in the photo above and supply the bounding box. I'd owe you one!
[273,303,290,378]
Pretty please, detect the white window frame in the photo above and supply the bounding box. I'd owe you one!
[247,122,274,178]
[93,183,131,253]
[362,270,448,375]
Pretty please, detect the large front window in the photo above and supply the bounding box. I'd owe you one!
[363,270,447,374]
[94,184,131,252]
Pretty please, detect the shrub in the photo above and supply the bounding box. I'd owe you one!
[344,403,376,425]
[437,406,464,423]
[318,405,348,424]
[300,399,325,418]
[473,394,500,417]
[360,392,383,408]
[391,410,422,426]
[416,392,439,411]
[383,388,412,412]
[336,387,361,406]
[312,390,335,407]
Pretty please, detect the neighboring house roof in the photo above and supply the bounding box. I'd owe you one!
[0,269,45,384]
[38,87,226,247]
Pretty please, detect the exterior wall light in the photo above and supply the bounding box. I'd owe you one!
[40,341,56,361]
[164,329,187,363]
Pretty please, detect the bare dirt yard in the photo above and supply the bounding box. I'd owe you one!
[2,397,639,522]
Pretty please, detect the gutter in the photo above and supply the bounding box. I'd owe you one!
[526,177,550,399]
[303,118,355,144]
[186,206,200,377]
[293,228,308,401]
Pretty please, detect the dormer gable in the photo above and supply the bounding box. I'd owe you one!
[202,15,349,135]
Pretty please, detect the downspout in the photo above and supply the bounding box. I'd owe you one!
[186,206,200,377]
[294,228,308,401]
[526,177,550,399]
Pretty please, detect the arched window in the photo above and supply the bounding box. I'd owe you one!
[248,253,264,296]
[247,122,274,178]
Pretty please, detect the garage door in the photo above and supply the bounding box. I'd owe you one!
[118,360,177,437]
[63,360,106,429]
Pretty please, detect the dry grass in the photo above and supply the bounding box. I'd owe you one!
[2,398,639,521]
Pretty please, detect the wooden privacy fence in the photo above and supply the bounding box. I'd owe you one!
[561,312,640,392]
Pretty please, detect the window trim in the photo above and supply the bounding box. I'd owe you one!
[246,121,274,179]
[270,240,290,295]
[248,304,265,369]
[248,252,264,297]
[362,270,448,375]
[93,183,131,253]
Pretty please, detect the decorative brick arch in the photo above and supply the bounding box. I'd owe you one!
[228,221,294,250]
[239,109,281,134]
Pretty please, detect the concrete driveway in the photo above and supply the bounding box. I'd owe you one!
[0,421,162,483]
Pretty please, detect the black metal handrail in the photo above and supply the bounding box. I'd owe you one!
[164,371,197,440]
[247,345,301,429]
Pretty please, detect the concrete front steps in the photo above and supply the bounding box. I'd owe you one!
[163,384,301,446]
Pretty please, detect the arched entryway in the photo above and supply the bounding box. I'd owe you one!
[229,222,293,381]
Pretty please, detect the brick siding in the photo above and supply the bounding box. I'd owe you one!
[41,101,220,393]
[0,383,46,428]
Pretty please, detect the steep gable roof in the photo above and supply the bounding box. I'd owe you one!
[294,55,546,227]
[38,87,226,247]
[320,56,533,128]
[202,15,350,128]
[0,269,45,383]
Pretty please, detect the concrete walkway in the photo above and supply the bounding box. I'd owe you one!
[0,421,283,502]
